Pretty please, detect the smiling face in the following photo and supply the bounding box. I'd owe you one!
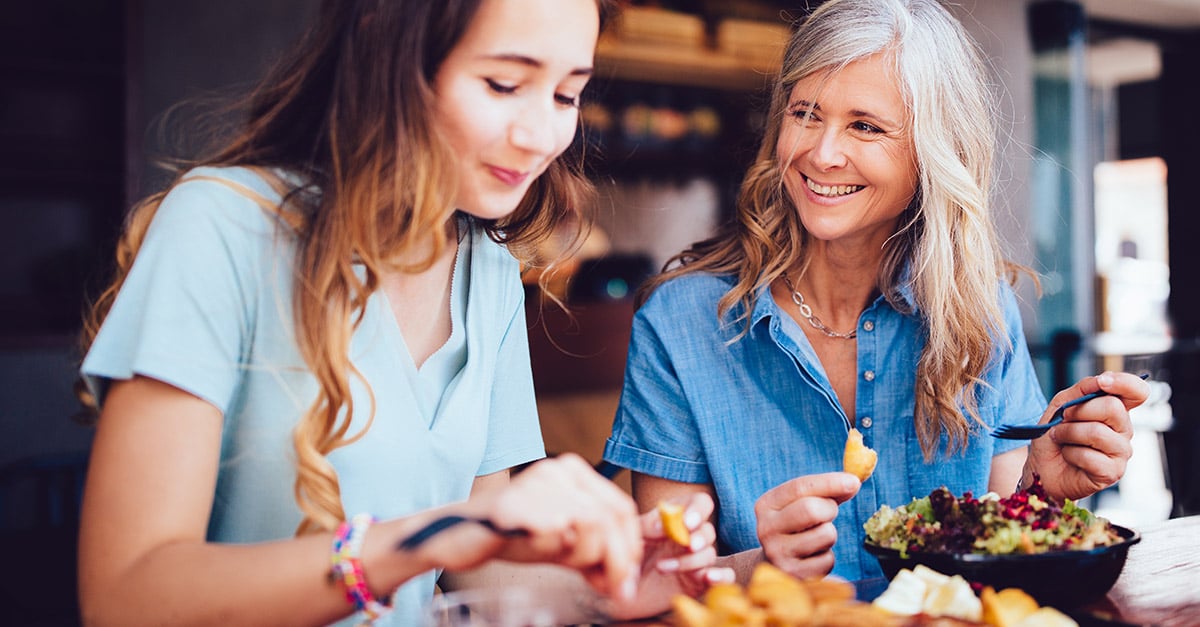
[776,53,919,248]
[431,0,599,220]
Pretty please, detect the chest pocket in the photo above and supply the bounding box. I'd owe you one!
[902,411,997,502]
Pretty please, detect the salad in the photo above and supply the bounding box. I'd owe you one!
[864,476,1120,557]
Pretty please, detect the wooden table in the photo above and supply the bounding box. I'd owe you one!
[1078,515,1200,626]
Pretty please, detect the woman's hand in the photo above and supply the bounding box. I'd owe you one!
[605,492,735,620]
[426,462,730,620]
[1025,371,1149,501]
[754,472,861,580]
[488,454,644,599]
[422,454,643,602]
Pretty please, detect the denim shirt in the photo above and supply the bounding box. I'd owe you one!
[604,272,1044,581]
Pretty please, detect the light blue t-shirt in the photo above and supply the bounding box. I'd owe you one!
[603,272,1045,581]
[81,166,546,625]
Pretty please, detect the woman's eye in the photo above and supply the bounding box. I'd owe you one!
[853,121,884,134]
[485,78,517,94]
[555,93,580,108]
[789,107,819,122]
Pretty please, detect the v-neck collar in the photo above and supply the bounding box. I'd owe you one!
[372,227,472,428]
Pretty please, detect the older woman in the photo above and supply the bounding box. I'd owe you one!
[603,0,1149,584]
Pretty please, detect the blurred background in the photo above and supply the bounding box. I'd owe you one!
[2,0,1199,623]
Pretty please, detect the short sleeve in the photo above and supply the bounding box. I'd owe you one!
[476,246,545,475]
[81,177,274,415]
[604,293,711,484]
[990,284,1048,455]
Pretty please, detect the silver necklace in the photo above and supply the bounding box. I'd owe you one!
[782,275,857,340]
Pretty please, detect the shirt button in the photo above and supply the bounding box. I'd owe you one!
[861,416,873,428]
[864,370,876,381]
[863,320,875,332]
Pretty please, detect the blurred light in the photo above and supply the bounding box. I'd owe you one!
[605,278,629,299]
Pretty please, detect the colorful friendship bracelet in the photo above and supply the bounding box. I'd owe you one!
[331,513,391,623]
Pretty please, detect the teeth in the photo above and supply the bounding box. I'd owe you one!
[806,178,863,197]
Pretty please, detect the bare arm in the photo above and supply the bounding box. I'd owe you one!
[78,376,424,627]
[79,377,577,626]
[84,375,729,626]
[989,447,1028,496]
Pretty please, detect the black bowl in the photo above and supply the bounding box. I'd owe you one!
[863,524,1140,608]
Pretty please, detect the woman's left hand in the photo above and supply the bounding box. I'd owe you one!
[604,492,735,620]
[1025,371,1150,501]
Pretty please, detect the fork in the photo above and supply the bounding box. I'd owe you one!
[395,515,530,551]
[991,373,1149,440]
[395,462,632,551]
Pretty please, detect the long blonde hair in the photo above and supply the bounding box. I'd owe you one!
[642,0,1026,459]
[79,0,612,533]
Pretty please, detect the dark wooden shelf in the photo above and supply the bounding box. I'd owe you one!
[595,37,779,92]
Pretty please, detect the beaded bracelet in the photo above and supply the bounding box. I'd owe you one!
[331,513,391,623]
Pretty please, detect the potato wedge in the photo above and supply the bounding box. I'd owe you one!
[843,427,878,482]
[981,586,1040,627]
[657,501,692,547]
[671,563,894,627]
[672,594,713,627]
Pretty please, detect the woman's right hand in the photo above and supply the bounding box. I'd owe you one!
[754,472,860,579]
[418,454,643,601]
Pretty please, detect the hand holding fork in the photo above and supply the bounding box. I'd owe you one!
[992,373,1150,440]
[1014,371,1152,502]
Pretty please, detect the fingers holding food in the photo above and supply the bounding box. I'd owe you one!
[491,454,642,599]
[754,474,854,579]
[757,473,860,513]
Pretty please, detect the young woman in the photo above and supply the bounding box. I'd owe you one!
[77,1,728,625]
[603,0,1149,585]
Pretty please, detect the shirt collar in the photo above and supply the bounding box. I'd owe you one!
[892,262,919,313]
[748,262,920,331]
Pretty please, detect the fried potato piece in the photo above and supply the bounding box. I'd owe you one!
[706,583,755,618]
[747,563,807,602]
[1012,607,1078,627]
[672,594,714,627]
[672,562,897,627]
[843,427,878,482]
[812,601,895,627]
[765,594,815,626]
[658,501,692,547]
[980,587,1040,627]
[804,577,856,607]
[747,563,813,624]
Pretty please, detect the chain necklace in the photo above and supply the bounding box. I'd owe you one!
[782,275,858,340]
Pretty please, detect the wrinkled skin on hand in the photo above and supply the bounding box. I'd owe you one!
[754,472,861,580]
[1025,372,1149,501]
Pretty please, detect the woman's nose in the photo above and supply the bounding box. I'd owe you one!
[809,127,847,170]
[509,104,558,155]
